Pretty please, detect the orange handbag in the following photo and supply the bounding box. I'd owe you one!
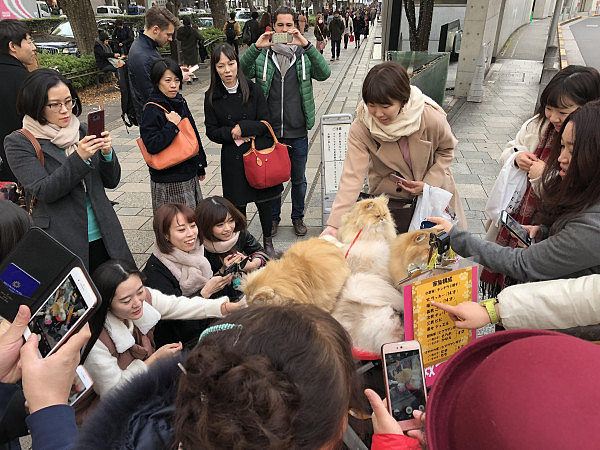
[243,120,291,189]
[137,102,199,170]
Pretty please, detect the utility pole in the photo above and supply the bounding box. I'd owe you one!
[537,0,564,109]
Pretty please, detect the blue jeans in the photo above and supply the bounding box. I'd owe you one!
[272,135,308,222]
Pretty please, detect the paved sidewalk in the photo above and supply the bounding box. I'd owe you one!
[105,17,549,266]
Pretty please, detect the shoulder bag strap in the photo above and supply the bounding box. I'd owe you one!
[15,129,44,166]
[259,120,278,144]
[143,102,170,113]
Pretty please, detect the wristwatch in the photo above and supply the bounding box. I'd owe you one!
[481,298,499,324]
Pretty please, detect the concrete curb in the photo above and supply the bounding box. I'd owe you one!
[558,15,588,68]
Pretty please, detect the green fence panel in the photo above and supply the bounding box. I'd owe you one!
[386,51,450,106]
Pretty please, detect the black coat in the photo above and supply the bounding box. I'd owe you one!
[128,34,161,124]
[112,25,134,54]
[75,354,183,449]
[142,253,214,348]
[204,229,266,273]
[176,25,200,65]
[0,54,29,182]
[204,80,283,206]
[140,89,207,183]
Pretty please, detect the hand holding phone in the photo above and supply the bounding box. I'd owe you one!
[20,323,91,413]
[381,340,428,431]
[69,365,93,406]
[86,110,105,137]
[499,210,531,247]
[271,32,293,44]
[389,173,407,184]
[0,304,31,383]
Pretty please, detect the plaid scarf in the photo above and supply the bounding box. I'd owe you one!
[480,123,556,297]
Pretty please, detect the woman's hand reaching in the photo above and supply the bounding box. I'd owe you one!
[165,111,181,125]
[145,342,182,366]
[201,274,234,298]
[396,179,424,196]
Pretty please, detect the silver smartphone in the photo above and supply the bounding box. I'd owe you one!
[271,32,293,44]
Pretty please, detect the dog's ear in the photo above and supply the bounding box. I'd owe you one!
[247,286,276,304]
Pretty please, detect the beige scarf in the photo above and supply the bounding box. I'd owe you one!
[203,231,240,254]
[22,114,80,156]
[357,85,446,142]
[152,242,213,296]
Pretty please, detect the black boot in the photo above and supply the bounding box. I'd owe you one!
[263,237,282,259]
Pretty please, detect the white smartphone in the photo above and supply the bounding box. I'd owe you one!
[68,365,93,406]
[389,173,407,184]
[188,64,199,73]
[499,210,531,247]
[23,267,98,358]
[381,340,428,431]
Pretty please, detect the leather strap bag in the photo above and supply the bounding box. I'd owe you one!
[243,120,291,189]
[136,102,199,170]
[14,129,44,214]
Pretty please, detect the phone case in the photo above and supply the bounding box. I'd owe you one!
[87,110,105,137]
[0,228,101,322]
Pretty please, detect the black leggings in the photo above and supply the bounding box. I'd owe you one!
[236,201,272,238]
[89,238,110,275]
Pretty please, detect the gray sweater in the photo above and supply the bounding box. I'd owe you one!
[449,201,600,281]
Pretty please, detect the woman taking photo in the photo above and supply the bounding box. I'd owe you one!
[322,61,465,237]
[140,58,207,213]
[4,69,132,273]
[431,100,600,284]
[196,196,268,276]
[481,65,600,295]
[143,202,234,347]
[204,43,283,257]
[81,259,243,398]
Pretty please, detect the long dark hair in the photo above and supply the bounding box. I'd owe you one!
[81,259,145,362]
[534,65,600,132]
[207,43,249,106]
[0,199,32,261]
[174,304,365,449]
[194,196,247,242]
[538,100,600,226]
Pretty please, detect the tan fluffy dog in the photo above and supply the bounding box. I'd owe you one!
[388,229,435,286]
[240,238,351,312]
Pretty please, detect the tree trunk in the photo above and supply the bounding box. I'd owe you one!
[57,0,97,55]
[166,0,181,63]
[402,0,434,51]
[209,0,228,34]
[270,0,283,14]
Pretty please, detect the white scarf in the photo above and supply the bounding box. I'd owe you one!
[203,231,240,254]
[152,242,213,296]
[357,86,446,142]
[22,114,80,156]
[104,300,162,353]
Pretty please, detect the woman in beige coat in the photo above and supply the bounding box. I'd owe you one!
[322,62,466,236]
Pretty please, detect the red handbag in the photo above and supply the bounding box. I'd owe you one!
[243,121,291,189]
[350,35,354,42]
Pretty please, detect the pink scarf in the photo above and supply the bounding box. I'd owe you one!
[203,231,240,254]
[22,115,80,156]
[152,242,213,296]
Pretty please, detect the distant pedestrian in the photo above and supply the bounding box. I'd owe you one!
[128,5,180,125]
[140,59,207,213]
[328,10,344,61]
[258,12,272,35]
[242,11,260,45]
[369,8,376,26]
[177,16,200,81]
[223,12,241,55]
[297,10,307,35]
[353,12,363,48]
[314,12,328,54]
[343,11,353,49]
[0,19,36,184]
[111,18,134,55]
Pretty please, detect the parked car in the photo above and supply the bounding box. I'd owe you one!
[126,4,145,15]
[96,5,122,16]
[235,9,252,25]
[179,7,194,15]
[35,19,137,56]
[196,16,214,29]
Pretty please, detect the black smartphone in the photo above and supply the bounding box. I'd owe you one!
[87,109,105,137]
[499,210,531,247]
[420,220,436,229]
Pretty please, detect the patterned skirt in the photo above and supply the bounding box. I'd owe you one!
[151,177,203,213]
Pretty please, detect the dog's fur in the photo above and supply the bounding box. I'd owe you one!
[338,195,396,278]
[332,272,405,353]
[388,230,433,286]
[240,238,351,312]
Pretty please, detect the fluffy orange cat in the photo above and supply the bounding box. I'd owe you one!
[240,238,351,312]
[388,229,437,287]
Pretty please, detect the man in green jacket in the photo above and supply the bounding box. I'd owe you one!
[240,6,331,237]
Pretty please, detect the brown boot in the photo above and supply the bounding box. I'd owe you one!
[263,237,282,259]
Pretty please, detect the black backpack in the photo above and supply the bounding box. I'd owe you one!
[242,21,252,45]
[117,63,138,128]
[225,21,236,43]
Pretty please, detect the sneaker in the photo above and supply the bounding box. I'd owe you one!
[336,57,339,60]
[271,220,279,236]
[330,58,335,61]
[292,219,307,236]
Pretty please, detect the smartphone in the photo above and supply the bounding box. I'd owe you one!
[68,365,93,406]
[86,109,105,137]
[381,340,428,431]
[499,210,531,247]
[389,173,407,184]
[420,220,436,229]
[188,64,199,73]
[271,32,293,44]
[23,267,98,358]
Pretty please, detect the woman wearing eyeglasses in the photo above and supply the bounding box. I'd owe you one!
[4,68,133,273]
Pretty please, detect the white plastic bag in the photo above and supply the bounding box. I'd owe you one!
[484,152,528,226]
[408,184,455,231]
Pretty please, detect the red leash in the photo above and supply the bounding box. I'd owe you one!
[345,229,362,259]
